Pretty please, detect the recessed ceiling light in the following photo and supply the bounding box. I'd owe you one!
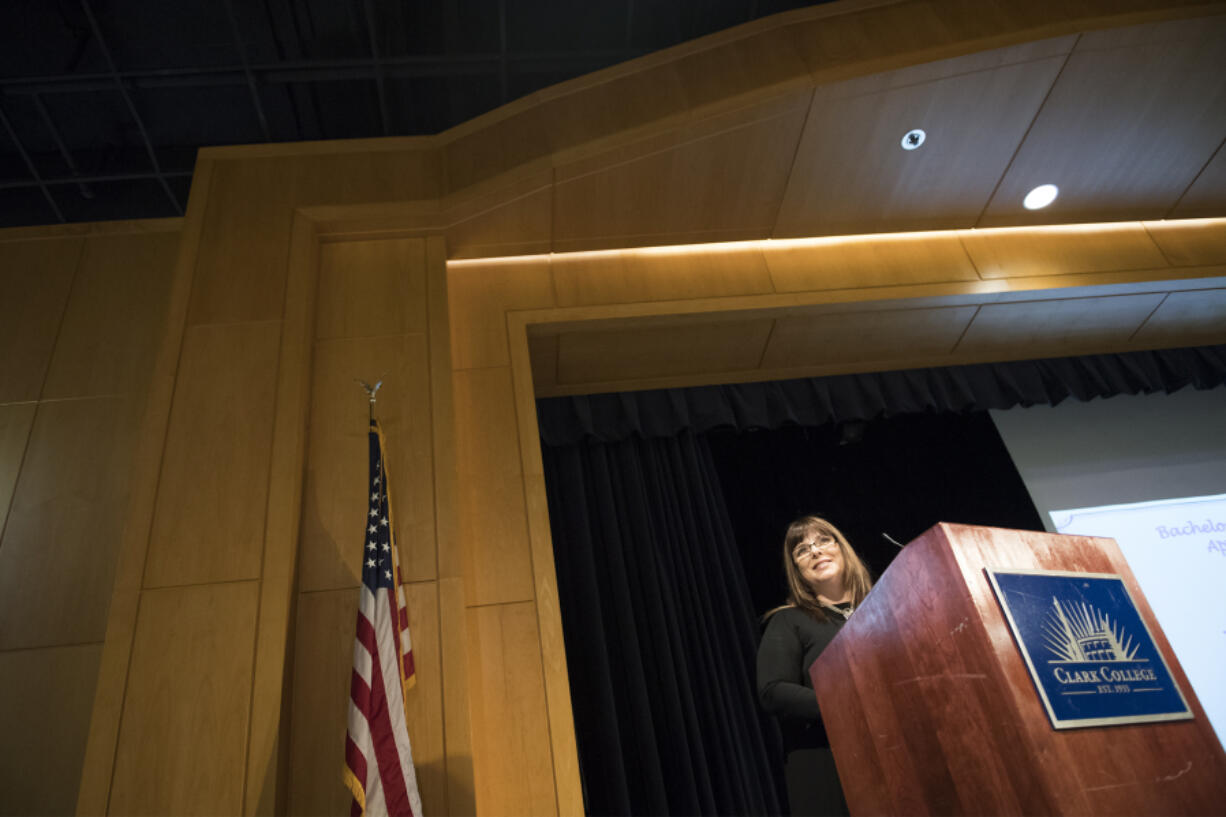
[901,129,926,150]
[1023,184,1059,210]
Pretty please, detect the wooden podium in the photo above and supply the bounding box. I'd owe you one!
[811,523,1226,816]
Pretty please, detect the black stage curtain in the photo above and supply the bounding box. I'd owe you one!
[543,432,786,816]
[539,345,1226,445]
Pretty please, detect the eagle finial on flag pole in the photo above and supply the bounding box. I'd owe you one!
[356,378,383,423]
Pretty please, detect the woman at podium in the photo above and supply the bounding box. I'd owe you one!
[757,515,874,816]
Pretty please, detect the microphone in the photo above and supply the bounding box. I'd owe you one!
[882,532,904,549]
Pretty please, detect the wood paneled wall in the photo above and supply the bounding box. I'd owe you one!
[72,170,462,813]
[0,221,180,815]
[287,236,468,816]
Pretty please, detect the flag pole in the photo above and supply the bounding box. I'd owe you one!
[344,381,423,817]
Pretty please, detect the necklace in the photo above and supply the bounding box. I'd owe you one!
[825,601,854,620]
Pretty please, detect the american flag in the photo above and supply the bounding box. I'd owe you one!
[344,420,423,817]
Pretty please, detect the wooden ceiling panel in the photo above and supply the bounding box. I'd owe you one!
[765,232,979,292]
[959,223,1168,278]
[1132,289,1226,347]
[555,319,773,385]
[670,25,813,111]
[760,305,977,369]
[551,101,807,252]
[444,107,554,195]
[773,53,1065,237]
[546,89,809,183]
[537,61,693,160]
[443,171,554,259]
[955,293,1166,358]
[799,36,1076,100]
[978,15,1226,227]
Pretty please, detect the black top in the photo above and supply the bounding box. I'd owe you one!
[756,605,848,751]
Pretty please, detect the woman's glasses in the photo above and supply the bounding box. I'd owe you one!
[792,535,839,561]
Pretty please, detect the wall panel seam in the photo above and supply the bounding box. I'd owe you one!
[768,84,816,241]
[956,233,987,281]
[178,317,285,331]
[103,591,141,813]
[0,639,103,654]
[1128,293,1171,343]
[141,569,264,590]
[137,577,263,593]
[22,393,131,404]
[0,407,35,560]
[812,46,1082,107]
[315,330,429,345]
[755,319,779,370]
[451,363,526,374]
[34,236,87,406]
[971,37,1077,229]
[1140,222,1181,268]
[1165,134,1226,219]
[949,305,982,354]
[552,101,813,188]
[443,179,554,231]
[464,597,536,610]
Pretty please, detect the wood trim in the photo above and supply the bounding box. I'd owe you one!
[75,160,214,815]
[426,237,461,581]
[509,269,1226,338]
[438,577,475,816]
[507,312,582,815]
[242,212,321,814]
[425,233,477,817]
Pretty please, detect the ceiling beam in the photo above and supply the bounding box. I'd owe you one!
[0,100,64,221]
[361,0,391,136]
[0,52,643,95]
[0,169,193,192]
[223,0,272,142]
[498,0,509,104]
[32,93,94,201]
[78,0,184,216]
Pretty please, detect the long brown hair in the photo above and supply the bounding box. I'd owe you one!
[764,515,873,622]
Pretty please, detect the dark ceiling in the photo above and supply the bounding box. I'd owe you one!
[0,0,824,229]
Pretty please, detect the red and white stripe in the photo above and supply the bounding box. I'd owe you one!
[345,580,422,816]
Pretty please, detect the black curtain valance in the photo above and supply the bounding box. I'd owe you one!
[538,345,1226,446]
